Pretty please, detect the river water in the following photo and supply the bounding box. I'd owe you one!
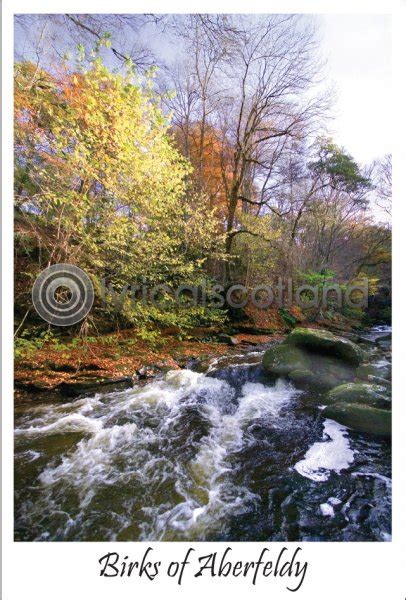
[14,327,391,542]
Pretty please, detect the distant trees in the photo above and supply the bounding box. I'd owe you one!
[373,154,392,217]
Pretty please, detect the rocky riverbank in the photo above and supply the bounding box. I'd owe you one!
[262,326,391,436]
[15,319,391,425]
[14,327,281,396]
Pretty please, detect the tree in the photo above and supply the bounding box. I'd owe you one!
[14,53,224,331]
[373,153,392,217]
[163,15,330,280]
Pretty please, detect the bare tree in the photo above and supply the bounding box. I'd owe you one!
[373,154,392,217]
[15,14,166,71]
[161,15,331,280]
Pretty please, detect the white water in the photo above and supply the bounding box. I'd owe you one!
[294,419,355,482]
[15,369,301,540]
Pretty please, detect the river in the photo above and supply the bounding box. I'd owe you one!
[14,326,391,542]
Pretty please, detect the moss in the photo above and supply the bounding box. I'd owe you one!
[285,327,364,365]
[326,382,390,408]
[324,403,391,437]
[262,344,311,376]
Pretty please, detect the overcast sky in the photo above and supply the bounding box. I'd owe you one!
[318,14,391,165]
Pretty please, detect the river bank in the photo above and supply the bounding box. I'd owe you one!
[14,305,366,394]
[14,329,280,395]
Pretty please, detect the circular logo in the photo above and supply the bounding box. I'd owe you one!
[32,264,94,326]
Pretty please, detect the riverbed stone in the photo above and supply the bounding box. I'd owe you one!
[285,327,364,365]
[262,344,311,376]
[288,369,316,388]
[326,382,390,409]
[59,376,133,397]
[356,362,390,380]
[289,355,355,390]
[217,333,240,345]
[324,402,391,436]
[366,375,391,391]
[263,336,357,389]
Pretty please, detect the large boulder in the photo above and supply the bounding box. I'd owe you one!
[288,369,316,388]
[262,344,311,376]
[324,403,391,437]
[326,382,390,409]
[289,355,355,390]
[262,337,356,390]
[285,327,364,365]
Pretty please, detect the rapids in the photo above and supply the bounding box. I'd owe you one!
[14,328,391,542]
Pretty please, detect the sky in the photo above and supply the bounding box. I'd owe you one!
[318,14,391,165]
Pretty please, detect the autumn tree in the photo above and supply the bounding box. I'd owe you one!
[14,53,225,331]
[163,15,330,280]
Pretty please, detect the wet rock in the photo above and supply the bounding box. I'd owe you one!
[375,333,391,343]
[366,375,391,391]
[136,359,180,379]
[356,363,388,380]
[288,369,316,389]
[263,337,357,390]
[217,333,240,345]
[357,336,378,346]
[15,380,60,392]
[324,403,391,437]
[338,332,359,343]
[136,364,162,379]
[59,376,133,397]
[377,338,391,351]
[285,327,364,365]
[262,344,311,376]
[310,355,355,389]
[326,382,391,409]
[172,354,193,368]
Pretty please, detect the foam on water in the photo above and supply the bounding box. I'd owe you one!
[15,413,103,436]
[320,503,335,517]
[15,360,390,542]
[294,419,355,482]
[15,369,301,540]
[163,379,300,536]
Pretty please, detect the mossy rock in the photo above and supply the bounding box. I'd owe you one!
[324,403,391,437]
[288,357,354,391]
[285,327,364,365]
[310,355,355,389]
[366,375,391,391]
[264,342,356,390]
[326,382,390,409]
[356,362,390,380]
[288,369,316,388]
[356,364,380,379]
[262,344,311,376]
